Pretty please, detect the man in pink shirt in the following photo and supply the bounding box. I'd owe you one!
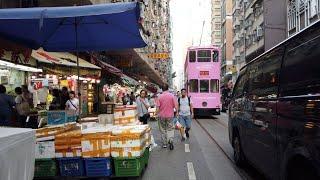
[157,84,178,150]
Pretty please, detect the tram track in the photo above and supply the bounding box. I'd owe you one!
[195,117,253,180]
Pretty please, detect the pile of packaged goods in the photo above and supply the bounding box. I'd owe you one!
[34,121,151,178]
[113,105,138,125]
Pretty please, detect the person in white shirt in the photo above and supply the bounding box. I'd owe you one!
[65,91,79,116]
[178,88,194,139]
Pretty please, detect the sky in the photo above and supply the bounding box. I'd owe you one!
[170,0,212,89]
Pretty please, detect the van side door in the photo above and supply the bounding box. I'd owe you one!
[245,46,284,179]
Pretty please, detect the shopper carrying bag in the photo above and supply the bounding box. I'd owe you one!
[136,90,150,124]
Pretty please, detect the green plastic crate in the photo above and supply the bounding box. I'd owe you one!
[34,158,57,177]
[113,148,149,177]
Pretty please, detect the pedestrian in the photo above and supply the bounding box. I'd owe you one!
[129,92,135,105]
[60,86,69,110]
[49,89,61,110]
[15,87,30,127]
[0,84,15,126]
[46,89,53,110]
[178,88,194,139]
[65,91,80,118]
[22,85,33,108]
[157,84,178,150]
[136,90,150,125]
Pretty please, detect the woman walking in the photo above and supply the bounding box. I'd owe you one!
[136,90,150,125]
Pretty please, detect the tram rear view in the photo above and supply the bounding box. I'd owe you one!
[184,46,221,116]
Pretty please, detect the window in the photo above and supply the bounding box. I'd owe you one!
[248,47,283,99]
[281,26,320,96]
[200,80,209,93]
[212,50,219,62]
[189,51,196,62]
[197,50,211,62]
[210,79,219,93]
[233,70,248,98]
[189,79,198,92]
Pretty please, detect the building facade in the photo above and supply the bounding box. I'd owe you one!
[212,0,222,45]
[232,0,286,77]
[287,0,320,37]
[220,0,234,83]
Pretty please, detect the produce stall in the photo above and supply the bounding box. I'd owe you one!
[34,105,152,179]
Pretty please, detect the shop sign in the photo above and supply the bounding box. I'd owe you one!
[148,53,169,59]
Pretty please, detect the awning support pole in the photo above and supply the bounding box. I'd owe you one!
[75,17,81,118]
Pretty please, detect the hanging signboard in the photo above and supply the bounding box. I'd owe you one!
[148,53,169,59]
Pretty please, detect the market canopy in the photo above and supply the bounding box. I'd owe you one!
[0,2,146,52]
[32,49,100,69]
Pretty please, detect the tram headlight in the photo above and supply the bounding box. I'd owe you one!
[202,102,207,107]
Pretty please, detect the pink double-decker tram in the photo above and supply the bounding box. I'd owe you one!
[184,46,221,116]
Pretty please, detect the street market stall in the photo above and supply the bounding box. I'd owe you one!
[0,2,149,179]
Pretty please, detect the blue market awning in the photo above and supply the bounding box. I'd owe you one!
[0,2,146,52]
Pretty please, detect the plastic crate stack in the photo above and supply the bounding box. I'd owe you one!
[81,126,113,177]
[33,121,151,178]
[34,123,77,178]
[110,125,151,177]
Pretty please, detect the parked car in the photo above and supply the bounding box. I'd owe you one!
[228,20,320,180]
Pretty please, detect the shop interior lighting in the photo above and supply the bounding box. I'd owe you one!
[0,59,42,72]
[45,74,50,79]
[96,80,101,84]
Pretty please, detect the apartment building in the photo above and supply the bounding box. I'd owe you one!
[232,0,286,76]
[220,0,234,83]
[212,0,222,45]
[287,0,320,37]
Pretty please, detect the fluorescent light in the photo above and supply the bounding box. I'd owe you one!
[0,59,42,72]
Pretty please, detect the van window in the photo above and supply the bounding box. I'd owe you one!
[210,79,219,93]
[189,79,198,92]
[198,50,211,62]
[248,47,283,99]
[200,80,209,93]
[233,71,247,97]
[281,32,320,96]
[189,51,196,62]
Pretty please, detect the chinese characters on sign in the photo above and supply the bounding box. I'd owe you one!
[148,53,169,59]
[200,71,209,77]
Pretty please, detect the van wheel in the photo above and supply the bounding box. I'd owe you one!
[287,158,319,180]
[233,134,246,167]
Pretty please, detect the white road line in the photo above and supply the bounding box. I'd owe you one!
[187,162,197,180]
[185,144,190,152]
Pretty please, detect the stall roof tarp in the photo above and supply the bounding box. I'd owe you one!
[0,128,35,180]
[32,49,101,69]
[0,2,146,52]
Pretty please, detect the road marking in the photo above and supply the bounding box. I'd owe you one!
[187,162,196,180]
[185,144,190,152]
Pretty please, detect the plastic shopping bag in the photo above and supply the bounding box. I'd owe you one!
[175,120,182,130]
